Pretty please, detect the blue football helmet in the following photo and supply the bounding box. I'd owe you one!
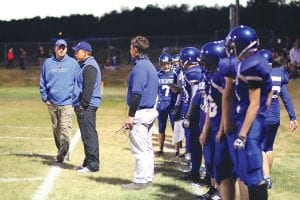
[159,53,172,70]
[200,41,227,70]
[225,25,258,58]
[179,47,201,69]
[257,49,272,66]
[171,54,180,69]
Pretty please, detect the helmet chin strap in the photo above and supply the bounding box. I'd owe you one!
[238,40,258,58]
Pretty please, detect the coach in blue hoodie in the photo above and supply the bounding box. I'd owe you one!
[72,41,102,173]
[40,39,80,163]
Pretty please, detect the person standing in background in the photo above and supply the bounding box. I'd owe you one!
[72,41,102,173]
[19,48,27,70]
[6,48,15,69]
[40,39,80,163]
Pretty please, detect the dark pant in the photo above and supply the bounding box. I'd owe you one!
[75,106,99,171]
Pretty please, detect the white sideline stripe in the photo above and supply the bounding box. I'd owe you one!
[32,129,81,200]
[0,177,44,182]
[0,125,52,129]
[0,152,54,156]
[0,136,52,140]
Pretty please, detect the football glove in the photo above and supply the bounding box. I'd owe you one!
[234,135,246,149]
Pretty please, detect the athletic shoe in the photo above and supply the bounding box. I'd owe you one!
[197,186,220,200]
[155,151,164,157]
[77,167,97,173]
[191,182,210,196]
[121,182,150,190]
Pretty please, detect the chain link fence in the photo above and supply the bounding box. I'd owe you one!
[0,33,298,69]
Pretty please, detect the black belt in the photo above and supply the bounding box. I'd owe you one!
[138,106,154,110]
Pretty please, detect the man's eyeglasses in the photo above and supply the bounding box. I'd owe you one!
[57,45,66,50]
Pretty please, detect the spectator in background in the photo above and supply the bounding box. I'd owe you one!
[19,48,27,70]
[289,39,300,77]
[109,45,121,69]
[38,46,48,66]
[6,48,15,69]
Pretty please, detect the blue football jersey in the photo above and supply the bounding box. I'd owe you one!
[266,67,296,124]
[207,70,225,129]
[182,65,204,115]
[157,70,177,107]
[219,56,237,78]
[235,52,272,120]
[219,56,238,122]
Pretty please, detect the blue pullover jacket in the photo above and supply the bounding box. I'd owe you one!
[40,55,80,106]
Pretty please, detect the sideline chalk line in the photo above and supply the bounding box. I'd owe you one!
[32,129,81,200]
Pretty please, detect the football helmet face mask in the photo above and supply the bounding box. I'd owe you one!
[257,49,272,67]
[179,47,201,70]
[200,41,227,72]
[159,53,172,71]
[225,25,259,58]
[171,54,180,69]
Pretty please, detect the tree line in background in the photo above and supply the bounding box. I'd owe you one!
[0,0,299,42]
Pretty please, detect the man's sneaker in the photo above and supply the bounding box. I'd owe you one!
[77,167,96,173]
[197,186,219,200]
[155,151,163,157]
[264,176,272,189]
[190,182,210,196]
[121,182,150,190]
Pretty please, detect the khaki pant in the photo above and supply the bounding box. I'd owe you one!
[129,108,158,183]
[47,103,74,161]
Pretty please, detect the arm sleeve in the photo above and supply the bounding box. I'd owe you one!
[80,65,97,108]
[280,84,297,120]
[128,93,141,117]
[39,63,48,102]
[185,82,199,118]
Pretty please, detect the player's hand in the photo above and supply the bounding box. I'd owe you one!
[182,118,190,129]
[234,135,246,149]
[199,131,208,146]
[216,129,224,143]
[290,120,298,132]
[125,116,134,129]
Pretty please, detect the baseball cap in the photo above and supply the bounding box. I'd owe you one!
[72,41,92,52]
[55,39,67,47]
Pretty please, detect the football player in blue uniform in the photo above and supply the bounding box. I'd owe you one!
[156,53,178,156]
[258,49,298,189]
[225,25,272,200]
[171,53,185,156]
[179,47,204,186]
[199,41,234,200]
[220,51,252,200]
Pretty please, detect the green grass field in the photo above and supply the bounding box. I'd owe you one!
[0,79,299,199]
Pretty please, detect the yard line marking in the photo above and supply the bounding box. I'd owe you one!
[0,125,52,129]
[32,129,81,200]
[0,177,44,182]
[0,152,54,157]
[0,136,52,140]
